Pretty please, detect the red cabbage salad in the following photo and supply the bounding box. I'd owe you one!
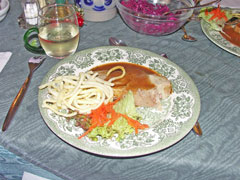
[120,0,185,35]
[121,0,175,17]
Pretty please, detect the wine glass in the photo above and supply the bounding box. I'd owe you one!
[24,4,80,59]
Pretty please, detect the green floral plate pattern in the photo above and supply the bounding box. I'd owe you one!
[201,19,240,57]
[38,46,200,157]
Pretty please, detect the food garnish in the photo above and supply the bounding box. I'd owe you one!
[198,6,233,31]
[206,5,228,21]
[78,91,149,141]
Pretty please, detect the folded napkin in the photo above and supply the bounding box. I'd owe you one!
[22,172,50,180]
[200,0,240,9]
[0,52,12,73]
[0,52,12,72]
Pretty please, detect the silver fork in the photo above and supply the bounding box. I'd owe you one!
[2,56,46,132]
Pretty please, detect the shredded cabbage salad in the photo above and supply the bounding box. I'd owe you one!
[120,0,180,35]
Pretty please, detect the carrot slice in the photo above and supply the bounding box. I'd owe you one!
[205,9,208,16]
[208,5,228,22]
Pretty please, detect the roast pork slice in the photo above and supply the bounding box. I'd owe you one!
[133,74,172,110]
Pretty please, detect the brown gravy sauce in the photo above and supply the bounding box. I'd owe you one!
[91,62,161,92]
[220,23,240,47]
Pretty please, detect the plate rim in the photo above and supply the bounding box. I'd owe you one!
[38,46,201,157]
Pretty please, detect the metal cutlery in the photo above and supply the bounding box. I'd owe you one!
[163,0,221,15]
[181,26,197,42]
[192,121,202,136]
[2,56,46,132]
[109,37,127,46]
[108,37,202,136]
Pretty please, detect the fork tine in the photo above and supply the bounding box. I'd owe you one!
[40,56,46,60]
[33,56,45,59]
[33,56,41,59]
[35,56,45,59]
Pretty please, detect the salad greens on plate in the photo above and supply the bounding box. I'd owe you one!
[87,91,145,141]
[198,6,233,31]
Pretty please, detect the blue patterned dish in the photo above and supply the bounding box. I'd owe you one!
[78,0,115,10]
[38,46,200,157]
[75,0,117,21]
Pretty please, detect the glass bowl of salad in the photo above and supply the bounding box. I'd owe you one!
[116,0,195,36]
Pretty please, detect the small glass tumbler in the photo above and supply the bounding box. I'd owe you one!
[21,0,39,27]
[24,4,80,59]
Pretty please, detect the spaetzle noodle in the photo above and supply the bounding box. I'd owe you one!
[39,66,125,117]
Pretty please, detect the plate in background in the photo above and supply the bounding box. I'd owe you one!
[201,19,240,57]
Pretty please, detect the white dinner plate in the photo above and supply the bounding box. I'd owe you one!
[38,46,200,157]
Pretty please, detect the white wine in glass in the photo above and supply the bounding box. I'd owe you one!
[38,4,79,59]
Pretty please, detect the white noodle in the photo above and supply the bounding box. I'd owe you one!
[107,66,126,82]
[39,66,125,117]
